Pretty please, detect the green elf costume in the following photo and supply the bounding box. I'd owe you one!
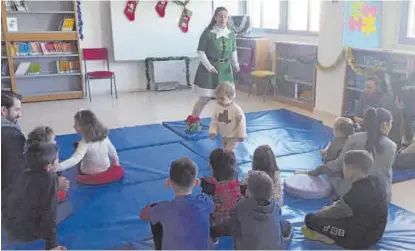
[186,25,240,132]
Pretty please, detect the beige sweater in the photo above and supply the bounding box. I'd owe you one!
[209,102,246,139]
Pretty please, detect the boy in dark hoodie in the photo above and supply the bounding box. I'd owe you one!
[231,170,285,250]
[302,150,388,250]
[2,142,66,250]
[1,91,25,206]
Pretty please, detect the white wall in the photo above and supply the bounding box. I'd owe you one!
[82,0,414,114]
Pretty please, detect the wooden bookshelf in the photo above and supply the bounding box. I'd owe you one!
[273,42,318,111]
[341,48,415,115]
[1,0,84,102]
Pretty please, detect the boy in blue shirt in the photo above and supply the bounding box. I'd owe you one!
[140,157,214,250]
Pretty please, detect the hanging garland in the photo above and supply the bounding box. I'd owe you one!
[76,0,84,40]
[344,47,384,76]
[144,57,191,90]
[314,47,384,76]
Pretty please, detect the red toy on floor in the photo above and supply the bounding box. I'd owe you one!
[77,165,125,185]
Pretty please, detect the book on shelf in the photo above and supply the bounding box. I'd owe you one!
[1,63,10,76]
[11,42,77,56]
[6,0,28,11]
[27,63,41,75]
[14,61,31,76]
[6,17,18,32]
[58,17,75,32]
[56,60,80,74]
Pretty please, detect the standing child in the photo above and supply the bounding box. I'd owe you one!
[303,150,388,249]
[240,145,292,239]
[58,110,122,184]
[140,157,214,250]
[2,143,66,250]
[209,82,246,152]
[27,126,69,202]
[231,170,285,250]
[201,148,241,240]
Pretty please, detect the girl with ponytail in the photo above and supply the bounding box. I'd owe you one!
[313,107,397,202]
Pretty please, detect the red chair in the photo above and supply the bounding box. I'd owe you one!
[83,48,118,101]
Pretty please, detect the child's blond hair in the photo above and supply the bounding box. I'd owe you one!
[334,117,354,137]
[215,81,235,100]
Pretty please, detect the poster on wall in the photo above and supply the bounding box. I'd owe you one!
[343,1,382,49]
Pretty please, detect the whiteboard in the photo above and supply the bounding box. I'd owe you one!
[110,0,213,61]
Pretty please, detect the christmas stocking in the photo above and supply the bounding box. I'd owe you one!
[124,0,139,21]
[178,8,192,33]
[155,1,168,18]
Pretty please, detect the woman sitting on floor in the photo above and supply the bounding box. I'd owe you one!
[311,107,397,202]
[58,110,123,185]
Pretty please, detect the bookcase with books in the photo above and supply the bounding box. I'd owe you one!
[1,0,83,102]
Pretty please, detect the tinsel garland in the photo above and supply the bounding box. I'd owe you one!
[76,0,84,40]
[144,57,191,90]
[315,47,383,76]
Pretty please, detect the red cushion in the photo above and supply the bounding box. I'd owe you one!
[77,165,125,185]
[87,71,114,79]
[58,190,67,202]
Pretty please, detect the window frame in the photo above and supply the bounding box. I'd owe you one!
[245,0,319,36]
[399,0,415,45]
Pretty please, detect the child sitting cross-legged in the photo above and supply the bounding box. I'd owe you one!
[321,117,355,163]
[140,157,214,250]
[2,143,66,250]
[200,148,241,241]
[27,126,69,201]
[231,170,285,250]
[302,150,388,249]
[240,145,293,240]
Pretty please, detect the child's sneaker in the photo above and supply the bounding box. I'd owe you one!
[301,225,335,244]
[281,220,293,240]
[185,115,201,133]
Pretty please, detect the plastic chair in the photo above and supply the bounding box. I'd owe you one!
[250,51,277,101]
[83,48,118,101]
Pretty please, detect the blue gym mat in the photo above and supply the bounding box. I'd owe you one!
[56,123,182,159]
[181,127,332,165]
[163,109,327,141]
[4,109,415,250]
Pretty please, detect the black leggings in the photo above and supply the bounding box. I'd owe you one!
[305,213,384,250]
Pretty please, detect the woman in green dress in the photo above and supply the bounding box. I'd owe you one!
[186,7,240,131]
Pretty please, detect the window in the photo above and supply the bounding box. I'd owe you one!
[400,0,415,44]
[246,0,321,34]
[213,0,244,16]
[248,0,280,29]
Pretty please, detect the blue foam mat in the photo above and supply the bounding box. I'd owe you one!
[4,109,415,250]
[182,127,332,165]
[392,168,415,183]
[56,124,182,159]
[163,109,327,141]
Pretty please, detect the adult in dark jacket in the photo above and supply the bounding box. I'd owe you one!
[354,76,401,145]
[1,91,25,205]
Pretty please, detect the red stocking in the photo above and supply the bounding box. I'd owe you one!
[178,8,192,33]
[124,0,139,21]
[155,1,168,18]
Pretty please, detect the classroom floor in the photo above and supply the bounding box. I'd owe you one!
[19,90,415,213]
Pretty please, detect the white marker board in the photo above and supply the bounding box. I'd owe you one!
[110,0,213,61]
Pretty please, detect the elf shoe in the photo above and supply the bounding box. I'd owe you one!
[185,115,201,133]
